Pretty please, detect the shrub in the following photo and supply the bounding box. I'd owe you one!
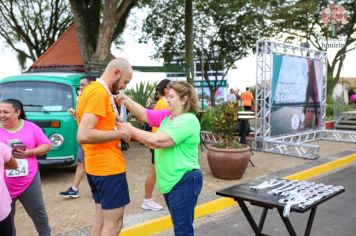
[210,101,242,149]
[126,81,157,107]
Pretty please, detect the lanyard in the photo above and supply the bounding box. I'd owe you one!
[96,78,123,122]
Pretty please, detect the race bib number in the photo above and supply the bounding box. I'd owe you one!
[6,159,29,177]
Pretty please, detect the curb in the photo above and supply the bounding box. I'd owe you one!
[120,153,356,236]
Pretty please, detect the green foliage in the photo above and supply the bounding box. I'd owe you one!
[326,95,334,120]
[0,0,72,62]
[141,0,279,105]
[270,0,356,87]
[125,80,156,129]
[211,101,242,149]
[126,81,157,107]
[200,107,219,131]
[327,74,338,97]
[345,103,356,111]
[326,104,334,121]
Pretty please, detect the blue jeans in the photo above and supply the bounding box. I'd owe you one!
[164,169,203,236]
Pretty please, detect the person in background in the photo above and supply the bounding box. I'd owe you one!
[76,58,132,236]
[141,79,171,211]
[119,81,203,236]
[227,88,237,103]
[0,142,17,236]
[348,87,355,105]
[59,76,93,198]
[0,99,52,236]
[241,87,254,111]
[235,88,241,101]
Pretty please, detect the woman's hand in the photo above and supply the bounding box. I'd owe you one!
[12,149,28,159]
[117,122,133,142]
[114,94,126,105]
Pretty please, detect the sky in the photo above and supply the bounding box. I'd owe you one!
[0,34,355,93]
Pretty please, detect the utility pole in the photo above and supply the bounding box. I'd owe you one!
[185,0,194,84]
[200,32,204,110]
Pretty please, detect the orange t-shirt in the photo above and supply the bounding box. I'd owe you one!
[76,82,126,176]
[241,91,254,107]
[151,97,169,133]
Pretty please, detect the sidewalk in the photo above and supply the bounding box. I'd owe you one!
[57,140,356,236]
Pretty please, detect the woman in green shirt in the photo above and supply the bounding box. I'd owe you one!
[119,81,202,236]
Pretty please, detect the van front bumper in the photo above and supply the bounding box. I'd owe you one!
[37,155,76,167]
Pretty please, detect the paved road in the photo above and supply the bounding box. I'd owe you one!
[157,163,356,236]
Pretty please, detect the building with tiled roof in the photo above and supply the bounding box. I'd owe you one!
[29,25,85,72]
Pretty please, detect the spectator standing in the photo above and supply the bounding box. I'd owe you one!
[76,58,132,236]
[241,87,254,111]
[0,99,52,236]
[59,76,93,198]
[0,142,17,236]
[227,88,237,103]
[141,79,171,211]
[348,87,355,104]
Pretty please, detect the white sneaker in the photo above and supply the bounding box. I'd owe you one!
[141,199,164,211]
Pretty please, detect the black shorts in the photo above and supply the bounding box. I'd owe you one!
[150,148,155,164]
[87,172,130,210]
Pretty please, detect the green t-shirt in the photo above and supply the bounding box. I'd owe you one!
[155,112,201,193]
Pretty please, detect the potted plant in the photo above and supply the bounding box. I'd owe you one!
[206,101,250,180]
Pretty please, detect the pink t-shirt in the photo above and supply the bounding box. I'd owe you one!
[0,142,12,221]
[0,120,51,199]
[351,94,356,102]
[146,109,171,128]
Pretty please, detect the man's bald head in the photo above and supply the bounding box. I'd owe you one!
[102,58,133,92]
[105,58,132,73]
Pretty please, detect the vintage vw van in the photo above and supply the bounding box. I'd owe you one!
[0,72,86,166]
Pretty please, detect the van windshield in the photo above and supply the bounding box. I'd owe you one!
[0,81,74,112]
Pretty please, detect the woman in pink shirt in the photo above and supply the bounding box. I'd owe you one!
[0,99,51,236]
[0,142,17,236]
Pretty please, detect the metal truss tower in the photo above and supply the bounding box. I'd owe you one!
[254,40,356,159]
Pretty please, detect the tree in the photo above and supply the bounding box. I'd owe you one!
[0,0,72,68]
[141,0,280,105]
[270,0,356,94]
[69,0,140,64]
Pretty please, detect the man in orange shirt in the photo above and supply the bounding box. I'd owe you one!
[241,87,254,111]
[76,58,132,236]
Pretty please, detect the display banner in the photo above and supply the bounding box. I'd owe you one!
[194,80,228,109]
[270,54,323,136]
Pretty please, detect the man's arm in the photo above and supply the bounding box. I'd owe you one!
[77,113,129,144]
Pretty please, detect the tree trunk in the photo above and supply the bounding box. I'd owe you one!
[91,1,118,63]
[210,89,217,106]
[70,0,137,65]
[69,0,99,63]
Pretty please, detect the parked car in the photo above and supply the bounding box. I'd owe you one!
[0,72,86,167]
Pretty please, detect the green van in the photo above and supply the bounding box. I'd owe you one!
[0,72,86,166]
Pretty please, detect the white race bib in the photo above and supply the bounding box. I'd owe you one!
[5,159,29,177]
